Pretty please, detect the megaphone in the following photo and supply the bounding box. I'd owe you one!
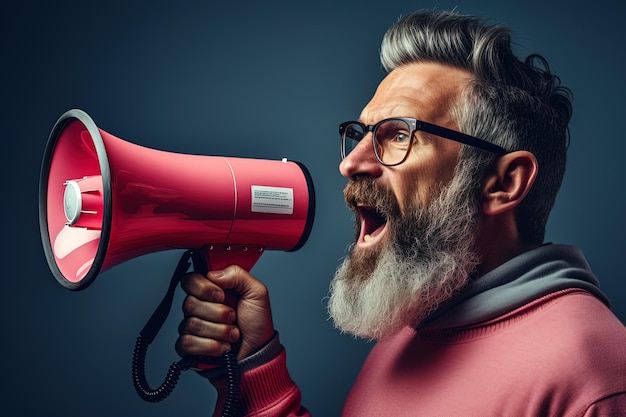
[39,109,315,408]
[39,109,315,291]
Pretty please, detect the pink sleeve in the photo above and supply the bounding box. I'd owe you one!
[582,392,626,417]
[211,349,311,417]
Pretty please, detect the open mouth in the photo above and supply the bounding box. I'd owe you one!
[357,205,388,245]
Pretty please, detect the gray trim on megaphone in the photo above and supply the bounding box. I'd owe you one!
[288,160,315,253]
[39,109,113,291]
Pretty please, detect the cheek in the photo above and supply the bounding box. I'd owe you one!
[392,152,460,212]
[388,173,431,215]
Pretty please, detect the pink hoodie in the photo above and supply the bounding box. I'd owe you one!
[210,246,626,416]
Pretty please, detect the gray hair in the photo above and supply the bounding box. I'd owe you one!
[380,10,573,244]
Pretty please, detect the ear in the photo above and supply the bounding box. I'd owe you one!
[482,151,538,216]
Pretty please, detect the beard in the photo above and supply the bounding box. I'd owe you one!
[327,158,483,341]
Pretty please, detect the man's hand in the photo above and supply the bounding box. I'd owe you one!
[176,265,275,361]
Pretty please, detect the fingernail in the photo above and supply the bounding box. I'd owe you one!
[230,328,240,342]
[211,290,223,302]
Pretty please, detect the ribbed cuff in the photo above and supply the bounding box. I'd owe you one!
[209,336,299,415]
[239,331,283,373]
[238,348,299,413]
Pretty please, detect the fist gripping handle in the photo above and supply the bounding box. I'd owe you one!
[132,248,249,417]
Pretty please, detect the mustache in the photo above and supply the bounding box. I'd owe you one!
[343,178,401,218]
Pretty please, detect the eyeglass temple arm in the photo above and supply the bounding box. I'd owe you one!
[417,120,507,154]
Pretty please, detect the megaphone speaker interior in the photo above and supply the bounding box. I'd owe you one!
[39,109,315,290]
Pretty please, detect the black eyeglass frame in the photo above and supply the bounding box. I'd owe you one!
[339,117,508,166]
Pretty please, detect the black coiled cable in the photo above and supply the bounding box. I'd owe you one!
[222,350,242,417]
[132,335,188,403]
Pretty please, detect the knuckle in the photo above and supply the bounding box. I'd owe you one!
[226,264,251,282]
[177,334,228,357]
[182,295,199,314]
[256,281,269,295]
[182,273,212,298]
[181,272,200,291]
[229,264,245,275]
[177,334,196,353]
[185,316,204,334]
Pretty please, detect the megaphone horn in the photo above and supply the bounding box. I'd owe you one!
[39,109,315,291]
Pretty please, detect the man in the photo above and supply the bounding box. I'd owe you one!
[176,10,626,416]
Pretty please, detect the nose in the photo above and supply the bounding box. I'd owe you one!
[339,134,383,180]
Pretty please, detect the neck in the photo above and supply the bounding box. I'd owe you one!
[476,214,539,276]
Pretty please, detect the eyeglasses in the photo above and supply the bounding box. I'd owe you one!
[339,117,507,166]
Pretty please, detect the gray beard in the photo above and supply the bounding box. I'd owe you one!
[328,159,482,341]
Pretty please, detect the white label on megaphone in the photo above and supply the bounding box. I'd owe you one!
[251,185,294,215]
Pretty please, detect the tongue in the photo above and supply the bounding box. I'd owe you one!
[364,222,385,241]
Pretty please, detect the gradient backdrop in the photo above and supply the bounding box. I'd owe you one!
[2,0,624,415]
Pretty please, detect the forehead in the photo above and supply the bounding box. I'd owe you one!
[360,62,474,126]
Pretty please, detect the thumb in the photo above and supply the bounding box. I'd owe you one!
[207,265,268,301]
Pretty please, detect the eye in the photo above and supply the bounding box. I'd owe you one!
[392,132,410,144]
[385,130,412,150]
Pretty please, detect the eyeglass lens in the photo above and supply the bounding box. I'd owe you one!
[342,119,412,166]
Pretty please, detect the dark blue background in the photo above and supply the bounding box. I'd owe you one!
[2,0,624,415]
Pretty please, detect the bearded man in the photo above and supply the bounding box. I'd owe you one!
[176,10,626,416]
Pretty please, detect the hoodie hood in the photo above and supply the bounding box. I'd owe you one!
[420,244,610,329]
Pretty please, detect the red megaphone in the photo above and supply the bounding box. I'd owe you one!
[39,109,315,290]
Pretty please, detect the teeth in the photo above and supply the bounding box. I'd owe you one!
[364,234,372,242]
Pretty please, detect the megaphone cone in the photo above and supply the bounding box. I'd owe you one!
[39,109,315,290]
